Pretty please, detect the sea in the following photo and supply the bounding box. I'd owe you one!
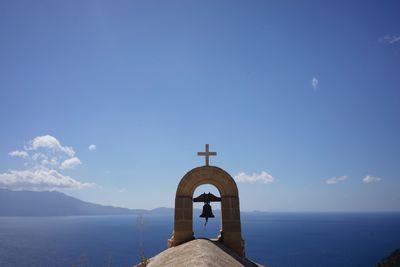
[0,212,399,267]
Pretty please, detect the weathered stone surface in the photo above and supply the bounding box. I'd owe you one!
[139,239,263,267]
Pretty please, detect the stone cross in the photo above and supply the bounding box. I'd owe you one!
[197,144,217,166]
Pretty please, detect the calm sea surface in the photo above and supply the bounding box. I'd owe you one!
[0,213,399,267]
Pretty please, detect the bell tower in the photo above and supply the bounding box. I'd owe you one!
[168,144,245,257]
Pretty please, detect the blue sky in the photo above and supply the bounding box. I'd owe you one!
[1,0,399,211]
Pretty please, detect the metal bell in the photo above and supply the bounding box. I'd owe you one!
[200,203,215,220]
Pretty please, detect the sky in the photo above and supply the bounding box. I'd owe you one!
[0,0,399,212]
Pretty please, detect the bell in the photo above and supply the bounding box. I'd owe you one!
[200,203,214,225]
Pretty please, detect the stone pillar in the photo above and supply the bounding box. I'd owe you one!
[219,196,244,256]
[168,196,194,246]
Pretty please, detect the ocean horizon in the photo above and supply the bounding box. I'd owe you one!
[1,212,399,267]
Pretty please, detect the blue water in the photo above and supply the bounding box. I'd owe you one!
[0,213,399,267]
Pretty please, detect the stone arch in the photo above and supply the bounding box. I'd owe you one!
[168,166,245,256]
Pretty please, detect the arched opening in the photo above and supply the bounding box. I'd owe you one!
[193,184,221,239]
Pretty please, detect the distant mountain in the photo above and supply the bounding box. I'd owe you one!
[149,207,175,215]
[0,189,271,217]
[0,188,148,216]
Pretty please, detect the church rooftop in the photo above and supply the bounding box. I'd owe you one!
[137,238,263,267]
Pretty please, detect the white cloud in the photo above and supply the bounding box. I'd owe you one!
[234,171,275,184]
[60,157,82,170]
[9,150,29,159]
[0,167,94,191]
[27,135,75,157]
[326,176,347,185]
[88,144,97,151]
[41,159,50,165]
[37,156,58,167]
[363,175,382,184]
[311,77,319,90]
[2,135,93,191]
[379,35,400,45]
[32,152,47,161]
